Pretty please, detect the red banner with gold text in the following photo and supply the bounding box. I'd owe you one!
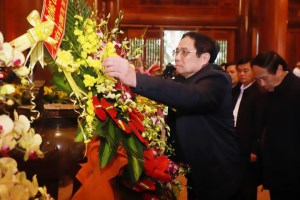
[41,0,68,59]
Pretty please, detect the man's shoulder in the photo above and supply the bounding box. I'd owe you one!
[285,72,300,89]
[248,82,266,94]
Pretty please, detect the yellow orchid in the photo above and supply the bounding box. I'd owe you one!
[43,86,53,95]
[56,50,80,73]
[101,42,117,59]
[83,74,97,89]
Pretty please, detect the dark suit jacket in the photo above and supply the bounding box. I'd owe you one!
[132,64,241,200]
[262,72,300,190]
[232,82,267,157]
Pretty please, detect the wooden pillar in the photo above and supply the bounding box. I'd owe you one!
[237,0,253,59]
[257,0,288,59]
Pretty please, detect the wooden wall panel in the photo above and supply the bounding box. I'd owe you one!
[287,29,300,69]
[120,0,239,26]
[289,0,300,28]
[0,0,300,67]
[0,0,42,42]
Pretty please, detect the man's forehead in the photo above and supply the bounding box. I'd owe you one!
[178,37,195,47]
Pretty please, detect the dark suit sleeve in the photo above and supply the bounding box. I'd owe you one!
[251,90,268,154]
[132,72,229,113]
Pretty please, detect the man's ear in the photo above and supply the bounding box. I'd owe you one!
[277,65,283,73]
[201,52,211,63]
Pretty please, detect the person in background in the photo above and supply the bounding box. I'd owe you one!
[251,51,300,200]
[220,62,227,71]
[292,61,300,77]
[162,62,176,79]
[233,58,267,200]
[103,31,242,200]
[225,62,241,94]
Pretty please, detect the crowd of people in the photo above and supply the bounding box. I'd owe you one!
[102,31,300,200]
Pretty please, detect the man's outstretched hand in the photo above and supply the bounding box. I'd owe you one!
[103,56,137,87]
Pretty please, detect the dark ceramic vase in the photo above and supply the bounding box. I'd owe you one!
[13,104,84,199]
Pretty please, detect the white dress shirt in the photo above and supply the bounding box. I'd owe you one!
[233,82,254,127]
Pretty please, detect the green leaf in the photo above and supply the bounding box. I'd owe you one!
[74,127,84,142]
[93,117,108,137]
[51,71,72,93]
[99,119,122,169]
[99,138,114,169]
[122,135,144,184]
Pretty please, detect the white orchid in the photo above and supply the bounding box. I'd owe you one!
[0,133,17,156]
[0,114,14,135]
[14,66,30,78]
[18,129,44,161]
[0,84,16,95]
[0,111,44,160]
[0,32,3,46]
[0,157,53,200]
[0,32,25,67]
[0,29,51,200]
[13,111,31,136]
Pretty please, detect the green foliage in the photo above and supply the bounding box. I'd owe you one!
[99,119,122,169]
[61,0,91,52]
[122,135,144,185]
[51,71,72,93]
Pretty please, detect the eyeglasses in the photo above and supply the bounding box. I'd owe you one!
[172,49,197,57]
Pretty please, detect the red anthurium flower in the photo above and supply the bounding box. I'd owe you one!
[93,96,120,121]
[93,96,134,134]
[114,118,131,133]
[129,118,145,132]
[92,96,107,121]
[129,108,144,121]
[143,149,173,183]
[128,122,148,146]
[100,98,118,118]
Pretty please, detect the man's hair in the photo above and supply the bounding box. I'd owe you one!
[182,32,220,63]
[251,51,287,74]
[236,58,252,69]
[224,61,237,71]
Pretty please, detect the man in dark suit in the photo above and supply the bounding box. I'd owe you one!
[103,32,242,200]
[232,58,267,200]
[251,51,300,200]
